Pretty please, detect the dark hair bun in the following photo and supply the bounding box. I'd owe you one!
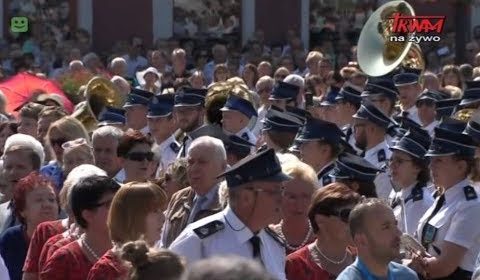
[121,240,150,268]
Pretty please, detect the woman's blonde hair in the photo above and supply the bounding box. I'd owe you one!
[47,116,90,146]
[281,158,318,188]
[108,182,168,244]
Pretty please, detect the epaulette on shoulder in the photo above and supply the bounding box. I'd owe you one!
[193,220,225,239]
[377,149,386,163]
[464,186,478,201]
[265,226,286,247]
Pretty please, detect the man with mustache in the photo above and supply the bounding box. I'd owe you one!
[337,198,418,279]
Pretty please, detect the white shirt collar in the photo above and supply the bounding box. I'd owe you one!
[140,125,150,136]
[158,135,177,151]
[400,181,418,200]
[114,168,126,183]
[444,178,470,205]
[233,126,250,136]
[365,140,388,159]
[223,206,255,244]
[318,160,335,175]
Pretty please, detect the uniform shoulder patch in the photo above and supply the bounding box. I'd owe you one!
[170,142,180,153]
[322,176,332,186]
[193,220,225,239]
[265,226,286,247]
[463,186,478,201]
[377,149,386,162]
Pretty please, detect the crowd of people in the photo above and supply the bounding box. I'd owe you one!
[2,1,480,280]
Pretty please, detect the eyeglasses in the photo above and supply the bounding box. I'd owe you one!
[50,138,67,147]
[388,157,413,165]
[246,186,286,197]
[318,208,352,223]
[125,152,154,162]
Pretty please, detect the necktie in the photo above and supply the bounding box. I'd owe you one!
[390,195,401,209]
[421,194,445,249]
[188,195,207,223]
[180,135,188,157]
[249,235,261,258]
[402,111,410,118]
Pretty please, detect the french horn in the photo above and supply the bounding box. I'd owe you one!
[357,0,425,77]
[71,76,126,132]
[205,78,259,128]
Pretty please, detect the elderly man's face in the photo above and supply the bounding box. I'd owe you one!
[246,181,284,225]
[187,145,226,193]
[3,149,36,191]
[92,135,123,177]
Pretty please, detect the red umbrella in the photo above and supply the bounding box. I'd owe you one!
[0,72,74,114]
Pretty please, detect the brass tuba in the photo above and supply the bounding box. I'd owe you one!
[205,78,259,127]
[357,0,425,77]
[71,76,126,132]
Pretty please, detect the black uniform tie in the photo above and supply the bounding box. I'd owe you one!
[249,235,261,258]
[180,136,188,157]
[421,194,445,249]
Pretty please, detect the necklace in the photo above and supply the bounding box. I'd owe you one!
[314,241,348,265]
[81,234,101,261]
[277,220,313,251]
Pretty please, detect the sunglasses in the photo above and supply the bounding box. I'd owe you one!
[318,208,352,223]
[50,138,67,147]
[125,152,154,162]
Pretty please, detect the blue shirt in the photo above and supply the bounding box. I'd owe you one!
[337,257,418,280]
[0,225,28,280]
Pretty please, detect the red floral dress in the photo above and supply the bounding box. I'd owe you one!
[23,220,66,274]
[39,240,93,280]
[87,249,129,280]
[285,245,335,280]
[38,233,76,271]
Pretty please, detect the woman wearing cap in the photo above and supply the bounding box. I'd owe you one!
[269,158,317,255]
[329,153,380,198]
[117,129,157,183]
[388,129,434,236]
[87,182,168,280]
[286,183,361,280]
[135,67,161,94]
[409,127,480,279]
[41,117,90,192]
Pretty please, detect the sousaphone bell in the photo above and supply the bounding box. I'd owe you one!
[357,0,425,77]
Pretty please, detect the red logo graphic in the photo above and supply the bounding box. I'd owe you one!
[391,13,446,33]
[388,13,446,43]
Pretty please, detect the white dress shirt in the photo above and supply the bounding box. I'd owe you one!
[168,206,287,280]
[235,126,257,146]
[423,120,438,138]
[400,105,421,125]
[114,169,126,184]
[416,179,480,272]
[390,182,434,235]
[365,140,393,199]
[153,135,180,176]
[0,254,9,280]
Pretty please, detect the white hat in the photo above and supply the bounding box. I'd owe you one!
[136,67,161,87]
